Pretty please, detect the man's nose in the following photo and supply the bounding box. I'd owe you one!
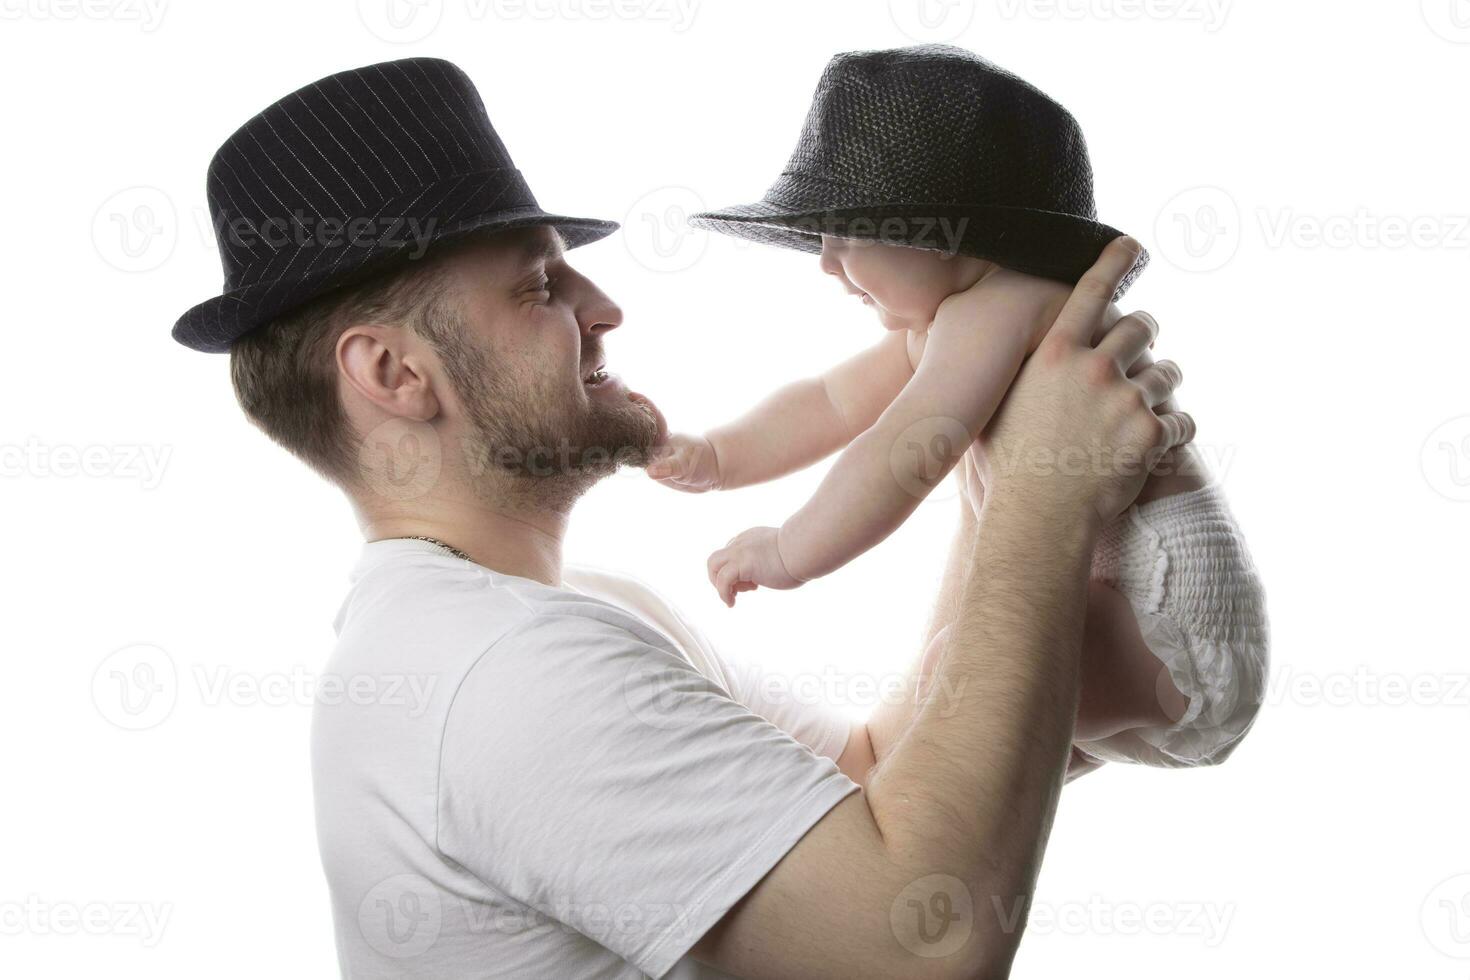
[581,294,623,336]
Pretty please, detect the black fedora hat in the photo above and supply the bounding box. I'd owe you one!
[690,45,1147,297]
[173,57,618,353]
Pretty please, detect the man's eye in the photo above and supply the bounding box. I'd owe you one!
[535,276,552,293]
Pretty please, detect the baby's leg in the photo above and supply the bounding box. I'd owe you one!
[1079,485,1270,768]
[1075,580,1190,741]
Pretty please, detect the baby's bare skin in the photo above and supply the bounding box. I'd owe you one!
[650,239,1204,601]
[648,235,1201,739]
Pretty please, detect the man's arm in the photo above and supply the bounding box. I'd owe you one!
[860,330,1202,775]
[859,477,1190,783]
[854,472,978,786]
[692,238,1195,979]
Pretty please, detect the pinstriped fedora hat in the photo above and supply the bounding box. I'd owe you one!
[690,45,1147,296]
[173,57,618,352]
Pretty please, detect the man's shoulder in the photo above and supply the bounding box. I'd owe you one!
[336,551,676,666]
[338,548,540,643]
[562,562,669,611]
[318,553,689,753]
[563,563,711,659]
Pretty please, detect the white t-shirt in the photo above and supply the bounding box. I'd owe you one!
[313,539,858,978]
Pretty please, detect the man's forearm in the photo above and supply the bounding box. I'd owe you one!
[866,496,1104,784]
[924,497,978,650]
[866,488,1098,925]
[866,497,975,765]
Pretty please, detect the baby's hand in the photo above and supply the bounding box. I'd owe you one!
[646,432,722,492]
[706,526,802,607]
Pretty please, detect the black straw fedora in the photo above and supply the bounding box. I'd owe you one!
[173,58,618,353]
[690,45,1147,297]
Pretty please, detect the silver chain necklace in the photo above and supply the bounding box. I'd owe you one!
[404,535,471,562]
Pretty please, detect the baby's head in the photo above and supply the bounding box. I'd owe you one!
[819,235,992,333]
[691,46,1148,312]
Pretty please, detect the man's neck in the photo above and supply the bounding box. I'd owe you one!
[358,493,570,587]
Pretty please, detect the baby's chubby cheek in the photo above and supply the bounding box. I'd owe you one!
[857,259,965,328]
[870,284,948,331]
[841,241,979,328]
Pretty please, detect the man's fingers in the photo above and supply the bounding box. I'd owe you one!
[1155,410,1197,451]
[1096,311,1158,367]
[1055,237,1143,343]
[1132,359,1182,407]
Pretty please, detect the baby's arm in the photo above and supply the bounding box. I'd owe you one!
[772,282,1041,584]
[707,283,1037,604]
[714,329,914,489]
[648,330,912,492]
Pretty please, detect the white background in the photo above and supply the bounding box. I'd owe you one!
[2,0,1468,975]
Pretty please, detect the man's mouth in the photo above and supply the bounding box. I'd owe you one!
[583,362,610,387]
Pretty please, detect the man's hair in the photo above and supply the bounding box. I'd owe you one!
[228,256,457,487]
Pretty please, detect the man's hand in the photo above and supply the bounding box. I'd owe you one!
[971,239,1194,526]
[646,432,723,492]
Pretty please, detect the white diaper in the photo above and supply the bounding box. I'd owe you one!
[1079,484,1270,768]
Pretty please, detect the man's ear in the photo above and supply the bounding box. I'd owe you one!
[336,324,441,423]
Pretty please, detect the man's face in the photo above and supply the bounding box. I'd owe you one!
[430,226,665,499]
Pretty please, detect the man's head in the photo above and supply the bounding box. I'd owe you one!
[231,225,665,514]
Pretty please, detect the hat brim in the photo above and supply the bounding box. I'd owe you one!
[172,204,617,353]
[690,200,1148,299]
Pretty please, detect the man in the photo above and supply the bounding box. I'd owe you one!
[175,59,1193,977]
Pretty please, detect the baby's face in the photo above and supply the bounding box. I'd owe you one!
[819,235,987,332]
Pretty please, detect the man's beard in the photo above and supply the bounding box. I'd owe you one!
[435,331,661,507]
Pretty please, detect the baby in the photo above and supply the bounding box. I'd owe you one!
[650,45,1269,767]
